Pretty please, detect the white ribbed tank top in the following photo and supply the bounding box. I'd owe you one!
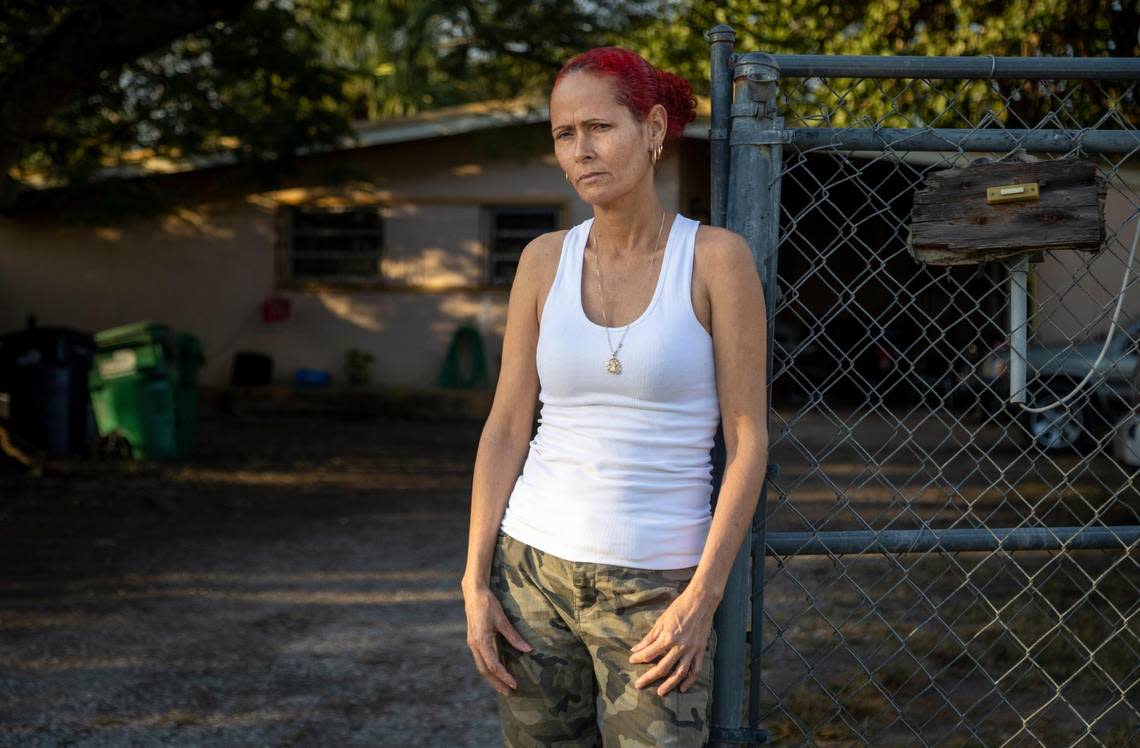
[499,213,720,569]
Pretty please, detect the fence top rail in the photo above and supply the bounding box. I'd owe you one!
[733,51,1140,81]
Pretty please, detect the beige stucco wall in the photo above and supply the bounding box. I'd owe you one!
[1033,167,1140,344]
[0,124,687,391]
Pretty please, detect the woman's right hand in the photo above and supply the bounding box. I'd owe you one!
[463,582,533,697]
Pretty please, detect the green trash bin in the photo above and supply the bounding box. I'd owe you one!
[88,321,203,461]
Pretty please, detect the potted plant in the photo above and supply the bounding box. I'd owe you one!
[345,348,374,387]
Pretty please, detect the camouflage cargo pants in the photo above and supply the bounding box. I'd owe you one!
[490,529,716,748]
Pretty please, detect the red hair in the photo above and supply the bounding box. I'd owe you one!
[553,47,696,151]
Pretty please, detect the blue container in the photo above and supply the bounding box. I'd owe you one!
[293,368,331,389]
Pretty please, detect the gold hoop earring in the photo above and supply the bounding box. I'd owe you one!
[565,172,571,182]
[650,143,662,166]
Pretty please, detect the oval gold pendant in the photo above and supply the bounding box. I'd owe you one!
[606,355,622,375]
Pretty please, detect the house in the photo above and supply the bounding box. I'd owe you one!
[0,98,712,393]
[1,97,1133,405]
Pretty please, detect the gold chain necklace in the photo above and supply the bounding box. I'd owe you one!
[589,210,668,375]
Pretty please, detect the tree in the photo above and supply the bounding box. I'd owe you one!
[3,0,1135,219]
[1,0,357,213]
[1,0,658,218]
[2,1,247,206]
[624,0,1138,127]
[304,0,660,117]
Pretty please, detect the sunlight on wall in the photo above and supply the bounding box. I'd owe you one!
[434,293,503,338]
[2,139,581,389]
[458,237,484,258]
[384,248,471,288]
[315,293,385,332]
[247,184,396,208]
[160,206,236,239]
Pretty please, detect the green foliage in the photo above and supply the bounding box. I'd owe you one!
[3,0,1136,218]
[14,1,355,189]
[302,0,662,117]
[625,0,1137,127]
[625,0,1136,87]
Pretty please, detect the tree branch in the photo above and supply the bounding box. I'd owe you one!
[456,0,565,71]
[0,0,255,209]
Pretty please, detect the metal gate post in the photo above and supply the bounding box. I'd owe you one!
[706,24,742,748]
[708,24,735,230]
[708,43,783,748]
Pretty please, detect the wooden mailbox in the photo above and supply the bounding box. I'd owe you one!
[907,158,1107,266]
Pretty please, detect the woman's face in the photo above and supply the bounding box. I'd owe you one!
[549,71,663,205]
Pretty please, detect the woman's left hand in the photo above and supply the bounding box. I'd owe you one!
[628,585,720,696]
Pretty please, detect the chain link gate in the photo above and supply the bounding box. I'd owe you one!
[703,25,1140,747]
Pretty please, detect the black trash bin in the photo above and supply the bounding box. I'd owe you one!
[0,323,96,457]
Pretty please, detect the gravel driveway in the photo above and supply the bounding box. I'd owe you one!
[3,404,1136,746]
[1,411,499,747]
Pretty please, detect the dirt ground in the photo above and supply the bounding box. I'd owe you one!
[1,404,1137,747]
[1,411,497,747]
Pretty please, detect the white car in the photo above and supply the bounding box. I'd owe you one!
[1111,358,1140,466]
[969,317,1140,453]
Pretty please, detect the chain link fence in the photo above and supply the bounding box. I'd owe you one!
[706,26,1140,748]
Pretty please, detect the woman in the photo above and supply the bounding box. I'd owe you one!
[462,46,769,748]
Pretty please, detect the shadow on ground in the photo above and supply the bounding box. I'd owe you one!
[0,412,496,747]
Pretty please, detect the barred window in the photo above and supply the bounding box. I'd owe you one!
[485,205,560,286]
[284,205,384,282]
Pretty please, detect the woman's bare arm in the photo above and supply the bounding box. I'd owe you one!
[461,231,560,594]
[689,226,770,603]
[462,232,561,696]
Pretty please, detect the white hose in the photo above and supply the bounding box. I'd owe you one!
[1020,214,1140,413]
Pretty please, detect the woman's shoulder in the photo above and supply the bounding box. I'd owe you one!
[524,228,571,268]
[693,224,753,271]
[693,223,748,251]
[513,229,571,292]
[532,227,571,249]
